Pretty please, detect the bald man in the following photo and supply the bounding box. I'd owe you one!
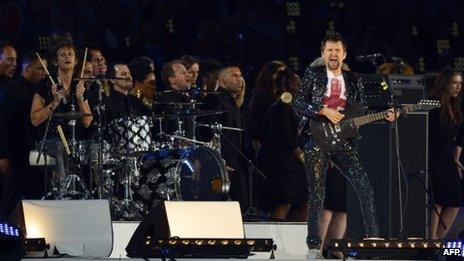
[0,43,17,89]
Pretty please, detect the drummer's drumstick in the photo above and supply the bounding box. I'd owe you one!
[79,47,88,78]
[56,125,71,156]
[35,52,56,86]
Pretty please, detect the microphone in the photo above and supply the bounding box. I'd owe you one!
[356,53,382,62]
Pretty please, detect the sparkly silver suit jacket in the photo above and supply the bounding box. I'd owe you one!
[292,65,366,138]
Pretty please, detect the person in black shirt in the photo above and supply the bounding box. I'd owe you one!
[30,42,93,184]
[256,69,307,221]
[428,67,463,239]
[0,43,17,91]
[157,60,193,137]
[128,56,156,109]
[203,64,249,212]
[0,52,47,220]
[104,63,150,122]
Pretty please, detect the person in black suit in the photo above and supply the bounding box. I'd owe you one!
[156,60,193,137]
[0,43,17,92]
[104,63,150,122]
[202,63,249,212]
[0,52,48,220]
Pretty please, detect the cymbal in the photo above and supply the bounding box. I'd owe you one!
[54,112,93,120]
[73,77,127,81]
[157,88,223,95]
[153,101,203,106]
[153,110,226,118]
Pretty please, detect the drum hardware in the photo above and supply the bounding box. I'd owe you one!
[56,125,89,199]
[166,134,211,147]
[53,111,93,120]
[111,157,145,220]
[174,120,186,137]
[93,79,107,199]
[153,101,204,107]
[195,123,243,132]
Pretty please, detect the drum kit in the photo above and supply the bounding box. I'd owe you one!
[35,85,240,220]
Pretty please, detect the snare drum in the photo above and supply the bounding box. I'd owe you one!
[109,116,152,156]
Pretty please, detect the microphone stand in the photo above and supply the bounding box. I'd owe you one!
[95,81,105,199]
[37,102,55,199]
[369,55,406,239]
[197,122,267,220]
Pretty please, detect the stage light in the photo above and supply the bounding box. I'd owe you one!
[0,221,23,258]
[24,238,47,257]
[328,239,447,259]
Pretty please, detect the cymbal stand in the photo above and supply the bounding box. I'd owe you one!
[59,85,88,199]
[195,123,243,152]
[112,156,144,220]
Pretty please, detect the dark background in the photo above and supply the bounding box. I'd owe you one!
[1,0,463,81]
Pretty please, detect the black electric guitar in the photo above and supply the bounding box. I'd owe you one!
[310,100,441,150]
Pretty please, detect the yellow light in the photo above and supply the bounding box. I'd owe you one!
[182,240,189,245]
[208,240,216,245]
[25,223,44,238]
[384,242,390,248]
[397,242,403,248]
[195,240,203,245]
[234,240,242,245]
[247,240,256,245]
[359,242,364,248]
[220,240,229,245]
[169,240,176,245]
[347,243,352,248]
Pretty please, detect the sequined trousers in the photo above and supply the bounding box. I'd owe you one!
[303,141,379,247]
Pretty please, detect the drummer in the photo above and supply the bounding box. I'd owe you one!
[30,41,93,177]
[104,63,151,122]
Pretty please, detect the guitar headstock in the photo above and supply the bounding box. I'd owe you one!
[416,99,441,111]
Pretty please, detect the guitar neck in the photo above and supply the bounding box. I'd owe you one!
[351,105,419,128]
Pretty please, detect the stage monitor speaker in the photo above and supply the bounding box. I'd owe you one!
[347,112,429,239]
[126,201,244,257]
[21,200,113,257]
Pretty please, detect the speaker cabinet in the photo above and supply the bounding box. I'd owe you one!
[347,112,429,239]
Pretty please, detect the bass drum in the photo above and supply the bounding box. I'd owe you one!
[131,146,229,213]
[175,146,229,201]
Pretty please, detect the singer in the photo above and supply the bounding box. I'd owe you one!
[292,32,397,258]
[30,42,93,178]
